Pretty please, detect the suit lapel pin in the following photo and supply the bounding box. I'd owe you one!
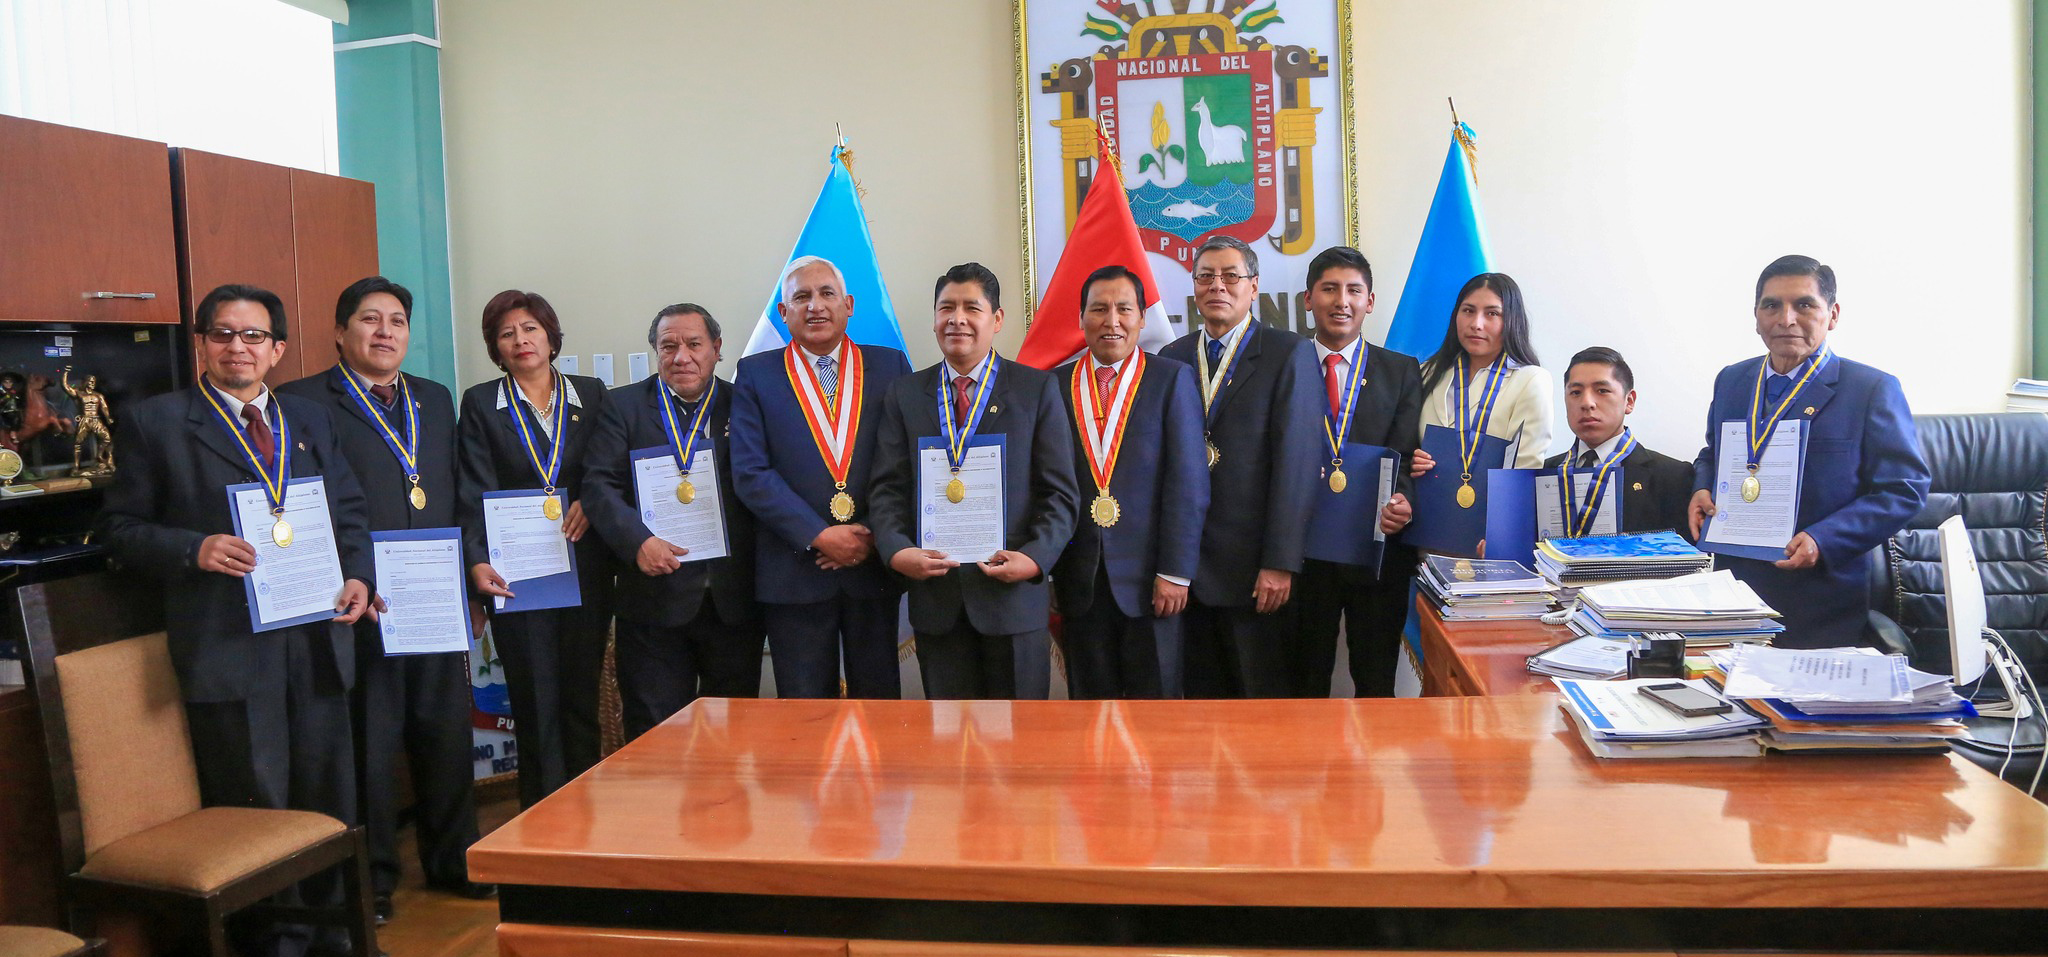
[989,404,1000,415]
[1632,482,1642,491]
[1803,406,1815,415]
[571,414,580,422]
[296,441,306,451]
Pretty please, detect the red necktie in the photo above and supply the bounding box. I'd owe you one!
[1324,353,1343,419]
[953,375,974,425]
[242,403,275,469]
[369,382,396,407]
[1092,364,1116,421]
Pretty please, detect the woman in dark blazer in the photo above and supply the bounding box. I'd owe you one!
[456,290,613,808]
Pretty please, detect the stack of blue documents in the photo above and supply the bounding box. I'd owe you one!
[1535,530,1713,595]
[1419,555,1558,620]
[1566,570,1783,648]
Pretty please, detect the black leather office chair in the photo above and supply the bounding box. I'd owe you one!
[1869,412,2047,794]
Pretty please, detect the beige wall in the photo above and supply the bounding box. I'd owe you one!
[442,0,2027,458]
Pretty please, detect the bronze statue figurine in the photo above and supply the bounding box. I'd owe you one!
[63,366,113,475]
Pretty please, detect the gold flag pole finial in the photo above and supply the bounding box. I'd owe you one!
[834,123,866,199]
[1093,120,1127,191]
[1448,97,1477,183]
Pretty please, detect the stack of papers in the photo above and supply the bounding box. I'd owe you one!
[1707,645,1969,752]
[2007,378,2048,414]
[1526,635,1631,680]
[1566,570,1784,649]
[1418,556,1558,620]
[1554,677,1766,759]
[1535,530,1714,597]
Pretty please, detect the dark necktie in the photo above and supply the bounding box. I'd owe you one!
[1323,353,1343,419]
[952,375,974,425]
[242,403,275,469]
[369,382,396,407]
[1092,365,1116,421]
[817,355,839,398]
[1205,337,1224,375]
[1578,449,1598,469]
[1765,372,1792,411]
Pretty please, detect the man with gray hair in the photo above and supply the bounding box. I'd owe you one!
[1158,235,1323,697]
[731,257,914,697]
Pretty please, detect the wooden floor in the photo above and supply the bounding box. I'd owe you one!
[377,796,518,957]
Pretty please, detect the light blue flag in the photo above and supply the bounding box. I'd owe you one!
[1383,123,1492,359]
[743,141,907,356]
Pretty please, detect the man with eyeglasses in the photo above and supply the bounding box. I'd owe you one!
[95,283,377,957]
[1159,236,1323,698]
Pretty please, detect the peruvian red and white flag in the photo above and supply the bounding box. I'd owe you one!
[1016,130,1180,370]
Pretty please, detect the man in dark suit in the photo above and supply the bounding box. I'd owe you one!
[1289,247,1422,698]
[1051,265,1208,698]
[730,256,912,699]
[1540,346,1694,537]
[96,283,375,957]
[1690,255,1930,648]
[870,263,1079,699]
[583,303,761,738]
[1158,236,1323,698]
[278,277,486,922]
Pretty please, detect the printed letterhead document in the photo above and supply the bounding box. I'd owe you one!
[631,446,730,562]
[228,477,345,632]
[372,528,470,655]
[1534,472,1619,539]
[915,435,1006,564]
[1703,419,1803,552]
[482,490,571,582]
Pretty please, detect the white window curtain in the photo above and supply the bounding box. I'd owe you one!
[0,0,339,173]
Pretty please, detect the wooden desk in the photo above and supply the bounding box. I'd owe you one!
[471,697,2048,954]
[1413,596,1567,696]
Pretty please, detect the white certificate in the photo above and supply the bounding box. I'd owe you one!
[1534,472,1619,539]
[232,478,346,629]
[631,446,730,562]
[916,439,1006,563]
[1704,419,1804,551]
[373,530,470,655]
[483,492,571,582]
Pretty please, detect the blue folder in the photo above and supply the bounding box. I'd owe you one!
[1405,424,1510,557]
[484,489,582,613]
[370,527,474,654]
[1700,424,1808,562]
[1304,443,1397,572]
[1483,468,1541,567]
[228,477,345,633]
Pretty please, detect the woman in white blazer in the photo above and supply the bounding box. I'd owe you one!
[1411,273,1552,478]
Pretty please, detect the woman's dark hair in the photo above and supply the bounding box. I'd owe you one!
[195,284,288,340]
[334,276,413,328]
[1419,272,1540,395]
[481,290,564,369]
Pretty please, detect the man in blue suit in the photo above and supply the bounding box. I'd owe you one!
[1159,236,1324,697]
[870,263,1079,699]
[731,256,912,698]
[1689,255,1930,648]
[1051,265,1209,698]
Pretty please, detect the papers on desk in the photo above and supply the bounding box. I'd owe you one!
[1417,555,1557,620]
[1554,677,1765,759]
[1701,419,1804,561]
[1701,646,1970,752]
[1526,635,1631,680]
[228,478,346,633]
[1716,645,1910,703]
[631,446,730,562]
[1480,468,1623,568]
[1565,571,1784,648]
[371,528,471,655]
[915,435,1006,563]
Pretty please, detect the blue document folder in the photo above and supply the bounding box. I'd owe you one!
[484,489,583,613]
[1484,468,1541,567]
[370,527,473,655]
[228,477,345,633]
[1700,422,1809,562]
[1405,424,1510,557]
[913,434,1007,560]
[1304,443,1397,571]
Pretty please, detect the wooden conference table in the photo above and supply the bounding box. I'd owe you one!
[472,684,2048,954]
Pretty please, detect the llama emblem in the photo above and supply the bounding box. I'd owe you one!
[1190,97,1248,166]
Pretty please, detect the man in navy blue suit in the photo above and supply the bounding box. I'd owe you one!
[1051,265,1208,698]
[731,256,912,698]
[869,263,1079,699]
[1689,255,1930,648]
[1159,236,1323,697]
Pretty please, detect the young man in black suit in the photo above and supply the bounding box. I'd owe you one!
[1051,265,1209,698]
[96,283,376,957]
[1544,346,1695,537]
[277,277,487,920]
[1158,236,1323,698]
[582,304,760,738]
[869,263,1079,699]
[1289,247,1424,698]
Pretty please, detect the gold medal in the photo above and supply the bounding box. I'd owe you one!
[1091,491,1121,527]
[945,476,966,504]
[829,489,856,522]
[0,448,21,482]
[271,516,294,548]
[1206,440,1221,469]
[1455,481,1476,509]
[1741,472,1762,503]
[542,494,563,522]
[1328,466,1347,494]
[409,484,427,511]
[676,478,696,505]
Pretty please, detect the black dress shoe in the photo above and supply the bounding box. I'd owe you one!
[431,879,497,900]
[373,894,394,924]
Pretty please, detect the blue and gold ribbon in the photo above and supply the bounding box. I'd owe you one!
[197,375,292,524]
[334,365,421,506]
[1452,354,1507,486]
[936,352,998,476]
[1193,324,1251,429]
[1560,428,1635,538]
[1745,346,1829,472]
[504,372,565,494]
[1322,341,1371,485]
[659,377,715,477]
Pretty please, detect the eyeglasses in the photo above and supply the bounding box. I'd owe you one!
[203,328,275,345]
[1193,271,1251,287]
